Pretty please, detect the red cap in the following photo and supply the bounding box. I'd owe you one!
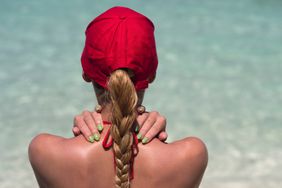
[81,6,158,90]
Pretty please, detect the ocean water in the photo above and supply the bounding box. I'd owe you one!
[0,0,282,187]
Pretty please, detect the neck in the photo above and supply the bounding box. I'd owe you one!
[99,104,112,122]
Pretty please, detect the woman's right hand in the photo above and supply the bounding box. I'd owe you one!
[72,111,168,144]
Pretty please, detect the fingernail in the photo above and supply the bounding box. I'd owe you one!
[135,125,139,132]
[137,133,142,140]
[93,133,100,141]
[88,135,95,143]
[97,124,103,132]
[142,137,148,144]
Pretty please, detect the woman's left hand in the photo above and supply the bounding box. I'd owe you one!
[135,111,167,144]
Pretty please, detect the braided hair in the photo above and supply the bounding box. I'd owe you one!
[107,69,138,188]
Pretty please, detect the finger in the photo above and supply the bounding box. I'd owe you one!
[91,111,103,132]
[158,131,168,141]
[138,111,158,140]
[73,115,82,136]
[82,111,99,135]
[72,127,81,136]
[83,111,101,142]
[142,116,166,144]
[136,112,149,129]
[74,115,92,142]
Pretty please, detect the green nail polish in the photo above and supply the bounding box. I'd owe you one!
[135,125,139,132]
[93,133,100,141]
[137,133,142,140]
[88,135,95,143]
[142,137,148,144]
[97,124,103,132]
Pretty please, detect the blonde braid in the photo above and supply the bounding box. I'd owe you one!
[108,69,138,188]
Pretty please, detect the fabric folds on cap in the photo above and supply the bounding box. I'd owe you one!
[81,6,158,90]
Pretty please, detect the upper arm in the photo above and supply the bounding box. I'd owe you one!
[184,137,208,167]
[181,137,208,187]
[28,133,59,166]
[28,133,63,187]
[29,133,50,167]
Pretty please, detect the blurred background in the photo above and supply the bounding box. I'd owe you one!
[0,0,282,187]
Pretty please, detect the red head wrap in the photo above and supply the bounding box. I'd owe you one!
[81,6,158,90]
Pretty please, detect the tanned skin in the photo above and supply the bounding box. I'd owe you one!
[29,110,208,188]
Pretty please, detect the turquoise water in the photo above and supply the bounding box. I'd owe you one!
[0,0,282,187]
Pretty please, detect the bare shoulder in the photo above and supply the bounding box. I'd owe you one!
[28,133,66,186]
[29,133,63,147]
[28,133,86,166]
[173,136,208,187]
[175,136,208,168]
[28,133,64,162]
[140,136,208,168]
[28,133,66,174]
[28,133,89,187]
[180,137,208,160]
[140,137,208,188]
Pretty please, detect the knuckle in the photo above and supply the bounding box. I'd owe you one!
[90,111,98,118]
[136,115,142,122]
[83,115,90,122]
[91,111,97,118]
[150,111,159,116]
[142,112,149,117]
[92,113,100,121]
[137,113,147,125]
[74,116,82,123]
[91,113,99,123]
[146,117,153,124]
[82,110,90,116]
[83,117,96,130]
[83,113,92,121]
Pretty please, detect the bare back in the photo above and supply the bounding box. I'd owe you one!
[29,126,208,188]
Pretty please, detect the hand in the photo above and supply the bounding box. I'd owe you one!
[136,111,167,144]
[72,110,168,144]
[72,111,103,143]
